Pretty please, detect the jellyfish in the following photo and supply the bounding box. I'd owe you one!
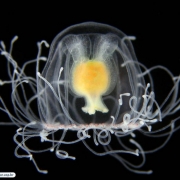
[0,22,179,174]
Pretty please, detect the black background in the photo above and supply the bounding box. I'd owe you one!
[0,2,180,179]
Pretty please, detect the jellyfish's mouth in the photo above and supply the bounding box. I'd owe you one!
[81,94,108,115]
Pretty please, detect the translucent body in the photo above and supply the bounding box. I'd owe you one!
[0,22,179,174]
